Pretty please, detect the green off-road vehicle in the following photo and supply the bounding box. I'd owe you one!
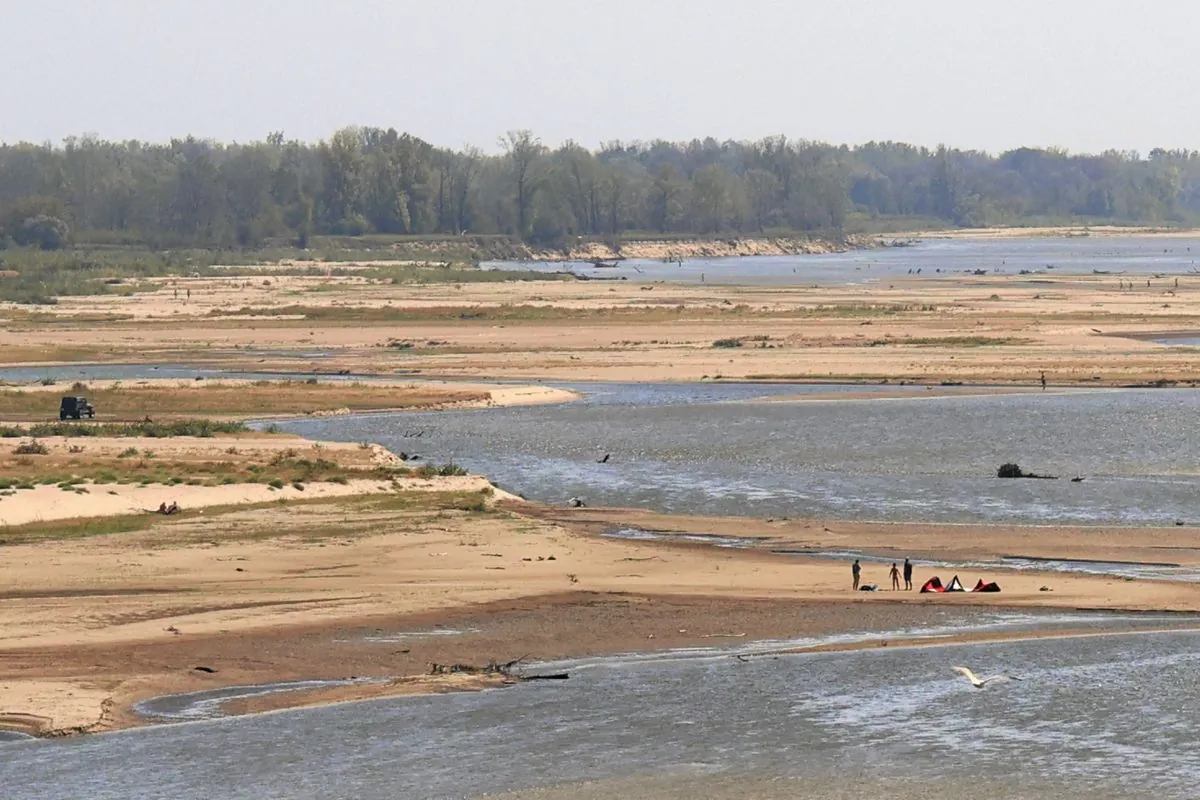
[59,396,95,420]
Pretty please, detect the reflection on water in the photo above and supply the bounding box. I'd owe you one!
[1155,336,1200,347]
[4,628,1199,799]
[277,384,1200,526]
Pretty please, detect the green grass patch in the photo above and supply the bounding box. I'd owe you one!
[883,336,1030,347]
[0,513,161,545]
[0,420,250,438]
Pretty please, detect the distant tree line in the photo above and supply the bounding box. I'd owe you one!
[2,128,1199,250]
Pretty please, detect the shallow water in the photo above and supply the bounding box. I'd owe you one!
[5,627,1199,799]
[483,235,1200,285]
[278,384,1200,525]
[135,678,385,723]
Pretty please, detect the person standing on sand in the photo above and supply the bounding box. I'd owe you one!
[903,558,913,591]
[1040,371,1047,391]
[852,559,861,591]
[889,562,900,591]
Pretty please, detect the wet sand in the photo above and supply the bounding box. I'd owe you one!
[5,489,1200,737]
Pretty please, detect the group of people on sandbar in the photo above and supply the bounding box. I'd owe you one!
[852,557,913,591]
[156,501,181,515]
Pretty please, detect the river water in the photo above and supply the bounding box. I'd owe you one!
[3,625,1199,799]
[482,234,1200,285]
[276,382,1200,526]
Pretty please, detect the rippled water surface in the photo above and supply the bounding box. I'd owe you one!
[5,629,1199,799]
[278,384,1200,525]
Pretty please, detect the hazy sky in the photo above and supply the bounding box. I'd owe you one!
[4,0,1197,153]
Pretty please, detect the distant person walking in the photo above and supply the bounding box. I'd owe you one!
[903,558,913,591]
[1040,371,1047,391]
[851,559,862,591]
[889,562,900,591]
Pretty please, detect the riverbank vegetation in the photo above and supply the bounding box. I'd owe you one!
[0,420,250,438]
[1,130,1196,259]
[0,488,494,546]
[0,381,489,421]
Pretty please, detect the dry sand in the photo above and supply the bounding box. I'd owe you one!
[5,271,1200,386]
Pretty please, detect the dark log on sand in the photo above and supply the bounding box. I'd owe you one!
[997,462,1057,479]
[428,658,569,682]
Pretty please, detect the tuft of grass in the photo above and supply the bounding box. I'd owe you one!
[13,439,50,455]
[415,462,469,479]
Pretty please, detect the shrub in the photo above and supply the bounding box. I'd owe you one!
[712,338,744,348]
[15,215,70,250]
[13,439,49,455]
[268,478,285,489]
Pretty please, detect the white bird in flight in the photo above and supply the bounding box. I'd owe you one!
[953,666,1023,689]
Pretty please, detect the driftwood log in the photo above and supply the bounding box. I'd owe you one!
[428,657,568,681]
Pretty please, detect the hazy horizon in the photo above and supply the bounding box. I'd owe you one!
[4,0,1197,155]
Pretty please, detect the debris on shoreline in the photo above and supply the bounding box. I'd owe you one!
[997,462,1058,479]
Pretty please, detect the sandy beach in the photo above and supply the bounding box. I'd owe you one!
[5,268,1200,386]
[3,470,1200,736]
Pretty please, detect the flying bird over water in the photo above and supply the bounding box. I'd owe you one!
[953,665,1022,689]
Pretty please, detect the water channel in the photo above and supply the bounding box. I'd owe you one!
[483,234,1200,285]
[4,625,1199,799]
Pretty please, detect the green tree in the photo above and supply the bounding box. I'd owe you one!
[15,215,70,249]
[500,130,545,237]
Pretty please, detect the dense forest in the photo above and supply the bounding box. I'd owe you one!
[2,128,1200,251]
